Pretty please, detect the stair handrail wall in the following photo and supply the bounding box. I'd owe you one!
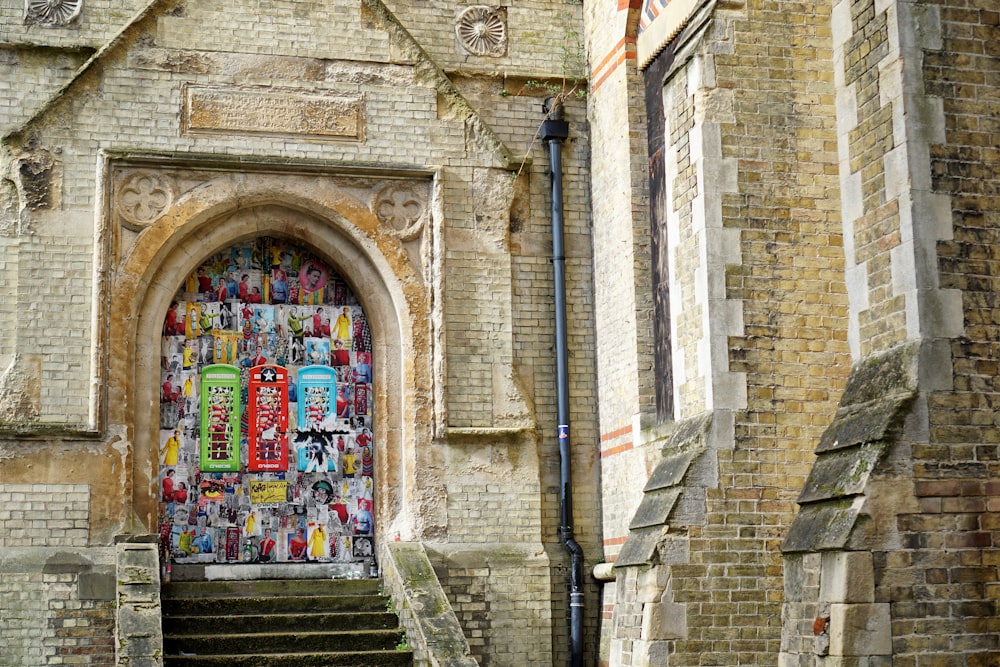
[381,541,480,667]
[116,537,165,666]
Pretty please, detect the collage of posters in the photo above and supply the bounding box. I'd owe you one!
[158,238,376,565]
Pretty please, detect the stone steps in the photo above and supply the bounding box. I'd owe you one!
[162,651,414,666]
[165,610,400,634]
[162,578,412,666]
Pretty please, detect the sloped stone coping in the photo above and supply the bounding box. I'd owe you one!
[614,412,713,568]
[782,343,919,553]
[381,541,478,667]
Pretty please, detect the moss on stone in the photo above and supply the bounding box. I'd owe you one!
[840,342,919,407]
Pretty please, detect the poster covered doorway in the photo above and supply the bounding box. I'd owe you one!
[157,237,375,566]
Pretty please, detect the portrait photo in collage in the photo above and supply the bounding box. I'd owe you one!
[158,237,375,566]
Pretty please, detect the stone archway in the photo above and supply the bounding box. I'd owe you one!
[105,165,444,555]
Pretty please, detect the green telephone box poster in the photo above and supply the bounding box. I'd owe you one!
[200,364,241,472]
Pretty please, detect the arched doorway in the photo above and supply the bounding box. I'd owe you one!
[156,236,377,569]
[109,168,441,560]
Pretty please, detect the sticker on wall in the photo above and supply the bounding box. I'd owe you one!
[199,364,241,472]
[297,365,337,429]
[293,430,341,473]
[288,527,308,561]
[247,365,289,472]
[299,259,329,305]
[307,522,330,560]
[248,478,289,505]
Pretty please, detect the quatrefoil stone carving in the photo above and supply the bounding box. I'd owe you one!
[372,184,426,242]
[115,172,175,231]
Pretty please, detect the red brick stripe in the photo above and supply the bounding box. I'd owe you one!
[601,442,634,458]
[590,37,637,94]
[601,423,633,442]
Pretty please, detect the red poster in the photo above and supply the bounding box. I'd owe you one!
[225,527,241,561]
[247,365,289,472]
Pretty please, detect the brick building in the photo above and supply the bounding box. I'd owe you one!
[0,0,996,665]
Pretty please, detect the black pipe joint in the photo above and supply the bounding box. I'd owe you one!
[541,118,569,143]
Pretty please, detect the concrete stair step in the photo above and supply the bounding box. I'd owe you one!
[163,577,381,598]
[164,629,403,655]
[165,610,400,634]
[163,650,414,666]
[161,578,411,665]
[162,592,389,615]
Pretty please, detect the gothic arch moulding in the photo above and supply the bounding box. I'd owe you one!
[105,163,445,543]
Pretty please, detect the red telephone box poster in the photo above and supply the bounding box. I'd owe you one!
[248,365,289,472]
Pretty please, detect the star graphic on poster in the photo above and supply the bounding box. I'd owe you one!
[261,367,278,383]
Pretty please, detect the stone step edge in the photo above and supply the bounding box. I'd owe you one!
[163,650,413,663]
[165,629,403,640]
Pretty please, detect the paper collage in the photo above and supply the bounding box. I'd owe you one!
[158,238,376,565]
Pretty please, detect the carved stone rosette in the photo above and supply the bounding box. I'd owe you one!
[115,171,175,231]
[371,183,426,242]
[25,0,82,26]
[455,6,508,57]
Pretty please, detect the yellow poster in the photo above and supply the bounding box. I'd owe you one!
[248,480,288,504]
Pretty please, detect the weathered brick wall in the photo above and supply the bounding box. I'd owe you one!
[843,0,908,357]
[660,63,703,418]
[386,0,585,78]
[898,0,1000,662]
[583,0,656,434]
[582,0,661,660]
[705,0,851,656]
[1,1,598,665]
[0,50,91,135]
[434,552,555,665]
[436,84,600,665]
[0,0,144,134]
[595,0,849,661]
[0,484,116,666]
[0,0,143,42]
[780,0,997,663]
[510,93,602,666]
[0,483,90,548]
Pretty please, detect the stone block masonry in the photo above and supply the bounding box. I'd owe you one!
[589,0,854,661]
[0,0,994,662]
[0,1,599,665]
[0,484,90,548]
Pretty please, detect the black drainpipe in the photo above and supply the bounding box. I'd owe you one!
[541,96,585,667]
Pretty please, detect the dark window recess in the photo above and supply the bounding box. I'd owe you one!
[644,46,675,424]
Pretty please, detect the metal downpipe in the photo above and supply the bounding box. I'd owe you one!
[541,97,585,667]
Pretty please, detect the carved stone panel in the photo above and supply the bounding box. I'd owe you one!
[107,162,433,287]
[114,171,176,231]
[371,183,426,242]
[182,85,365,142]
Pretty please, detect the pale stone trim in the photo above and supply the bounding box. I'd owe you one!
[637,0,702,70]
[664,55,745,419]
[832,0,960,360]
